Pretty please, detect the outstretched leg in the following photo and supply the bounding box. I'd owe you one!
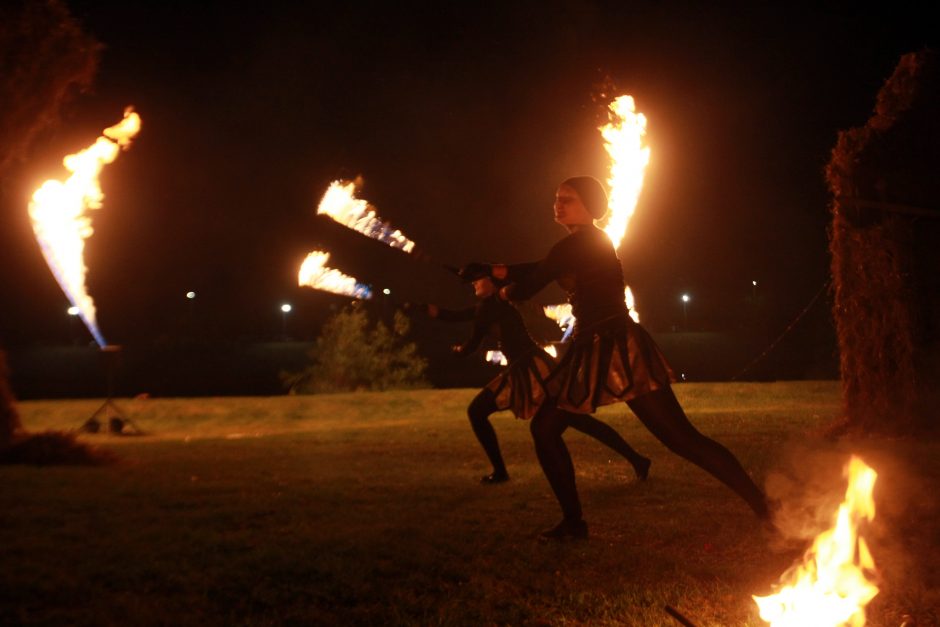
[627,387,768,517]
[467,389,508,483]
[529,404,586,538]
[566,411,651,480]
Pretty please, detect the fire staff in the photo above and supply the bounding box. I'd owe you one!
[420,265,651,485]
[470,175,769,540]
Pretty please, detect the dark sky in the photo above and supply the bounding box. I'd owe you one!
[1,1,936,347]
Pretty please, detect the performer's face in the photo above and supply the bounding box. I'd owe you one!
[554,185,593,227]
[472,277,495,297]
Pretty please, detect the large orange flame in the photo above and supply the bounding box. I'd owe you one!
[28,108,142,347]
[753,456,879,626]
[598,95,650,249]
[316,180,416,253]
[298,250,372,299]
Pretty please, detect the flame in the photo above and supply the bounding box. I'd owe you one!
[298,250,372,299]
[543,303,576,341]
[316,180,416,253]
[485,350,508,366]
[753,456,879,627]
[625,286,640,323]
[544,287,639,339]
[597,95,650,249]
[28,108,142,347]
[542,344,558,359]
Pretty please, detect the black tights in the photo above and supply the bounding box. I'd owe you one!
[627,387,767,516]
[468,389,649,482]
[530,386,768,521]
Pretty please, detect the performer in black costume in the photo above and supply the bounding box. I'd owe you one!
[424,266,651,485]
[472,175,768,539]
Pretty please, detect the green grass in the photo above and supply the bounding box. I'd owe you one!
[2,382,938,626]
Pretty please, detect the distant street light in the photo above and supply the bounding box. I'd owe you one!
[681,293,690,329]
[280,303,292,339]
[186,291,196,300]
[751,280,758,300]
[382,288,391,295]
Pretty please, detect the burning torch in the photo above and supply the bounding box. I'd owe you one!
[28,108,142,434]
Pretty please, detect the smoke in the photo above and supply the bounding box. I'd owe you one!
[764,437,940,621]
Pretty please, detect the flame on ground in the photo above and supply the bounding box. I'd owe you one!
[316,180,416,253]
[298,251,372,299]
[753,456,879,627]
[28,108,142,347]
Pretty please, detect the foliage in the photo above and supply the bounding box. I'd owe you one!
[0,0,100,178]
[283,304,428,394]
[0,350,113,465]
[826,49,940,435]
[0,1,100,459]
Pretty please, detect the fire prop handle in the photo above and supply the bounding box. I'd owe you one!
[663,605,699,627]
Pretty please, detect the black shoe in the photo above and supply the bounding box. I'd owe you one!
[538,518,588,541]
[480,471,509,484]
[633,457,651,481]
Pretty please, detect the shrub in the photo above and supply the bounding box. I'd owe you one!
[283,304,428,394]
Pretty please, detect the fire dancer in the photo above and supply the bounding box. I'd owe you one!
[418,266,651,485]
[471,175,769,539]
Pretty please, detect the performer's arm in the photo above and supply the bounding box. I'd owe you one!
[429,305,476,322]
[454,302,493,355]
[500,262,540,282]
[498,239,570,301]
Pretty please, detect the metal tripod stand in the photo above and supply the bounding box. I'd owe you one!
[80,345,142,435]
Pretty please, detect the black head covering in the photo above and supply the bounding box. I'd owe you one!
[450,263,508,287]
[561,175,608,220]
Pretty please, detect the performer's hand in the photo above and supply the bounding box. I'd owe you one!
[492,264,508,280]
[498,285,513,301]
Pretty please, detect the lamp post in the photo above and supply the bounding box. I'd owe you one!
[681,293,690,329]
[280,303,292,340]
[185,291,196,330]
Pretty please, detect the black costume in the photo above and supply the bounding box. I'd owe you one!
[432,294,650,483]
[501,223,768,526]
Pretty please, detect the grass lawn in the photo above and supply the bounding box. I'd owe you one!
[2,382,938,626]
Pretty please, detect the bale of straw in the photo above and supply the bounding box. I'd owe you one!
[826,49,940,434]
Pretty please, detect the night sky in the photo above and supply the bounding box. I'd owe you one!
[1,1,936,348]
